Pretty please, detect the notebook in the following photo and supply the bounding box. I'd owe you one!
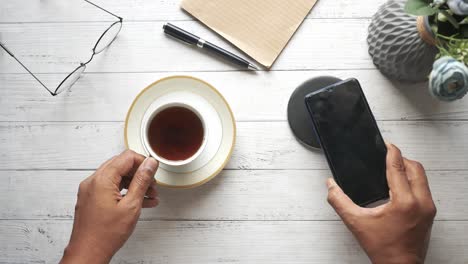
[181,0,318,68]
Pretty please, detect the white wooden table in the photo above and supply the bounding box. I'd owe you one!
[1,0,468,263]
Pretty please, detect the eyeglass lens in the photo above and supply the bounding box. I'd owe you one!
[94,21,123,54]
[54,64,87,95]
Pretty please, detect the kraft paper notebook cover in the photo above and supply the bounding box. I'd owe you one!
[181,0,318,68]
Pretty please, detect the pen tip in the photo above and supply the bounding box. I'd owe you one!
[248,64,260,71]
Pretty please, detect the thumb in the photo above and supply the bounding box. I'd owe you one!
[124,157,159,205]
[326,178,360,221]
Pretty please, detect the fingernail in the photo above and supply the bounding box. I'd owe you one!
[143,157,159,173]
[326,178,339,189]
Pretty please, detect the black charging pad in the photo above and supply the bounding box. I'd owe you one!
[287,76,343,149]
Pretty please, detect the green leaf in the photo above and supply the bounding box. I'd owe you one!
[405,0,437,16]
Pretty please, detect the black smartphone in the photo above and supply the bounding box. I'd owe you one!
[305,78,389,206]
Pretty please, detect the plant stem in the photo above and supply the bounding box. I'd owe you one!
[439,10,460,29]
[436,33,463,41]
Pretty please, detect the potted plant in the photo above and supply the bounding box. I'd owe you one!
[368,0,439,83]
[368,0,468,101]
[406,0,468,101]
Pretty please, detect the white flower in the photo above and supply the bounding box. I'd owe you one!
[429,56,468,101]
[447,0,468,15]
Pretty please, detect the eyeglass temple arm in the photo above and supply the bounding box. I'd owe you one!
[0,43,55,95]
[84,0,123,20]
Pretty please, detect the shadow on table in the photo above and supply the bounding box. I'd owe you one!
[387,79,460,120]
[139,170,228,220]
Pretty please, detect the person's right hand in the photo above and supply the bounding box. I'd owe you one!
[326,143,437,264]
[61,150,159,264]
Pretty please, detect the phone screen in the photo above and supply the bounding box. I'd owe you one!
[305,78,388,206]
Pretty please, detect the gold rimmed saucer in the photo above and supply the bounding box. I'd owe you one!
[124,76,236,188]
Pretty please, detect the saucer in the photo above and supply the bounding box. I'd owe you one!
[124,76,236,188]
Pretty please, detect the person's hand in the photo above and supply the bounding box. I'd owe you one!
[60,150,160,264]
[326,143,437,264]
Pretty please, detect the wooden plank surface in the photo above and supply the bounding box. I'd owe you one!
[0,121,466,170]
[0,19,373,73]
[0,170,466,221]
[0,0,386,22]
[1,71,467,122]
[0,220,466,264]
[1,0,467,263]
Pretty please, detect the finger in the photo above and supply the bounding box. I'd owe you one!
[404,158,433,202]
[119,181,157,199]
[119,177,132,191]
[119,171,158,198]
[108,150,145,175]
[385,143,411,198]
[105,150,146,184]
[124,157,159,205]
[142,197,160,208]
[326,178,361,222]
[98,155,116,171]
[145,181,158,199]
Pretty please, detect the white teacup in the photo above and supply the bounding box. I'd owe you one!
[141,101,208,167]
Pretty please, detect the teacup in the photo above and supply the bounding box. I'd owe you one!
[141,101,208,167]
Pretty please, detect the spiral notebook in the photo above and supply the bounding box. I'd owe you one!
[181,0,318,68]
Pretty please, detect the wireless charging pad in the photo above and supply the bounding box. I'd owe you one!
[287,76,343,150]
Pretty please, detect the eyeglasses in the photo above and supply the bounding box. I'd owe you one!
[0,0,122,96]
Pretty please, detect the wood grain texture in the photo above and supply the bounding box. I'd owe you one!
[0,0,386,23]
[0,220,466,263]
[0,121,467,170]
[0,170,466,221]
[1,1,468,263]
[0,19,373,73]
[1,70,467,122]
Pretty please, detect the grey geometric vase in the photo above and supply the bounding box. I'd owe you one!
[368,0,438,82]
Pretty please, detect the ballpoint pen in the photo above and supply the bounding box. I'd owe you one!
[163,23,259,71]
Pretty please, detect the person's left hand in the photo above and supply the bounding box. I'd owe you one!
[60,150,159,264]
